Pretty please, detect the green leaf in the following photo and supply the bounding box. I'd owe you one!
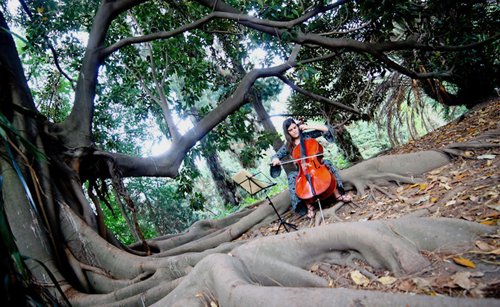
[21,255,73,306]
[0,26,42,54]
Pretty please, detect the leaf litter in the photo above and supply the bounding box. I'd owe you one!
[242,98,500,299]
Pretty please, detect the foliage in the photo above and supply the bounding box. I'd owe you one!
[357,0,500,94]
[2,0,500,305]
[214,179,288,219]
[347,99,466,159]
[287,0,500,134]
[348,120,393,159]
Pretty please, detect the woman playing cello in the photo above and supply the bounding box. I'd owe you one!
[270,118,351,218]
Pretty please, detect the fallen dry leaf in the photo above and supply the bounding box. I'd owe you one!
[480,220,497,226]
[378,276,397,285]
[328,276,334,288]
[440,183,453,190]
[485,191,499,198]
[475,240,498,252]
[413,277,432,288]
[398,280,414,292]
[452,271,471,290]
[490,248,500,255]
[486,204,500,211]
[414,195,430,205]
[350,270,370,286]
[428,168,442,175]
[416,203,435,210]
[474,185,490,191]
[453,174,467,180]
[438,176,450,182]
[424,182,438,191]
[445,200,457,207]
[477,154,496,160]
[453,257,476,269]
[309,264,320,272]
[470,271,484,278]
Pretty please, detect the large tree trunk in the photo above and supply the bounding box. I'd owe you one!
[203,138,239,208]
[192,106,239,208]
[422,78,498,109]
[252,94,295,174]
[335,126,364,164]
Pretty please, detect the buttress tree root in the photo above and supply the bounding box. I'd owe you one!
[153,218,496,307]
[5,101,500,306]
[62,207,497,306]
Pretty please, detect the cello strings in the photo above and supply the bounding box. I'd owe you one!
[269,149,333,166]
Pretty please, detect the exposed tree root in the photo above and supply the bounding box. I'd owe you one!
[319,263,350,287]
[149,218,495,307]
[59,182,498,307]
[327,250,378,280]
[6,123,500,306]
[340,150,451,196]
[320,201,345,223]
[64,130,500,305]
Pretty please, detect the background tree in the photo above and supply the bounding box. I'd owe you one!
[286,0,499,160]
[1,0,499,306]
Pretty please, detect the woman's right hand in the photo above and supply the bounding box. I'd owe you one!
[271,157,280,166]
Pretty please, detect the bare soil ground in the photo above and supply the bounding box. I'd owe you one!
[240,98,500,299]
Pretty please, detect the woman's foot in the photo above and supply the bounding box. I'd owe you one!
[336,194,352,202]
[306,204,315,219]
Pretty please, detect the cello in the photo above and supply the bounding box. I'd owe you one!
[292,118,337,205]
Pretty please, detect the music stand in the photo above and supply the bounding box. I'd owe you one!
[232,170,297,234]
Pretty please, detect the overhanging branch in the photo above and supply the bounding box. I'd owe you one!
[277,75,360,114]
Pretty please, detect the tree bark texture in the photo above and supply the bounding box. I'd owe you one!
[202,138,239,208]
[335,127,364,164]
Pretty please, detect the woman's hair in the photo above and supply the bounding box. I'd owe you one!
[282,118,297,154]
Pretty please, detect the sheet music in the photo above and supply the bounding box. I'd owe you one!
[232,170,267,195]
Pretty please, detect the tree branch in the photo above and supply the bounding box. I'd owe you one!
[128,12,181,142]
[196,0,352,35]
[320,21,371,36]
[104,60,301,177]
[18,0,75,88]
[196,0,499,82]
[101,6,339,58]
[372,33,500,53]
[277,75,360,114]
